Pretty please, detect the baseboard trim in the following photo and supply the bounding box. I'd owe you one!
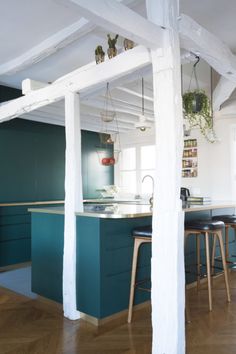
[80,300,151,326]
[0,261,31,273]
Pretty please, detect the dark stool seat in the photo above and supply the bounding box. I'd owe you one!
[133,225,152,237]
[185,218,230,311]
[185,219,224,231]
[212,215,236,224]
[128,225,152,323]
[212,215,236,264]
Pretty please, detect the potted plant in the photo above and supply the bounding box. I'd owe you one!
[183,90,217,143]
[95,45,105,64]
[107,34,119,59]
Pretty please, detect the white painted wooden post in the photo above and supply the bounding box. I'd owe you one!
[63,91,83,320]
[146,1,185,353]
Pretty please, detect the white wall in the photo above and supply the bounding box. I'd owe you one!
[181,129,212,197]
[117,115,236,200]
[209,115,236,200]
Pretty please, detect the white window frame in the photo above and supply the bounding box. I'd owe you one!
[115,140,155,196]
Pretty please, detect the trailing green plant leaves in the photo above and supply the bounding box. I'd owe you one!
[183,90,217,143]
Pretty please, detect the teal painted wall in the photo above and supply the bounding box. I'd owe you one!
[0,119,65,202]
[0,119,114,202]
[0,85,114,202]
[0,85,114,266]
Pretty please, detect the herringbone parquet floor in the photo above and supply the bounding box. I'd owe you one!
[1,272,236,353]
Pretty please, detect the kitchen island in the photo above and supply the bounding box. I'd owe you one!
[29,201,236,323]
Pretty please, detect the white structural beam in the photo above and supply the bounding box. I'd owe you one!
[21,114,65,127]
[104,95,154,115]
[63,91,83,320]
[90,96,154,118]
[147,0,185,353]
[21,106,133,131]
[81,104,139,124]
[179,14,236,84]
[22,79,50,95]
[0,18,95,76]
[213,76,236,111]
[0,0,139,76]
[69,0,164,49]
[0,45,151,123]
[116,86,154,102]
[81,65,152,100]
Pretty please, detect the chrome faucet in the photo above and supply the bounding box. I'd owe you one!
[142,175,154,206]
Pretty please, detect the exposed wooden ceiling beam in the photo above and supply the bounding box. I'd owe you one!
[30,100,136,129]
[21,114,65,126]
[179,14,236,84]
[97,95,154,116]
[21,110,132,132]
[213,76,236,111]
[81,113,134,129]
[83,97,154,120]
[69,0,164,49]
[0,0,141,76]
[0,45,151,123]
[115,86,154,102]
[81,103,140,124]
[22,79,50,95]
[80,65,152,100]
[0,18,96,76]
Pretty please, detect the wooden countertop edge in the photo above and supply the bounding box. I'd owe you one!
[0,200,64,207]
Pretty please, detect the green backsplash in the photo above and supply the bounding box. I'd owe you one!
[0,86,114,202]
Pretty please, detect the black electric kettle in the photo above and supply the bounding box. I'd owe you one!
[180,187,190,202]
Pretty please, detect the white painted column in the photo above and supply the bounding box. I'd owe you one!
[63,91,83,320]
[146,1,185,353]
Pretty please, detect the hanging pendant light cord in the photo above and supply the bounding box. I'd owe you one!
[142,77,144,115]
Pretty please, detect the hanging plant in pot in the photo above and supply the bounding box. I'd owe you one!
[183,90,217,143]
[183,57,217,143]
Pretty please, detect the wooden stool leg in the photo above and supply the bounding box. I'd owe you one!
[185,290,191,324]
[216,230,231,303]
[205,232,212,311]
[233,226,236,257]
[225,225,229,262]
[211,234,217,277]
[196,234,201,291]
[128,238,142,323]
[184,231,191,322]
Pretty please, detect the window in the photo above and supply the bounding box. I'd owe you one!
[116,144,156,196]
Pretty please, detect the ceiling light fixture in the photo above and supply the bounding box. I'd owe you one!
[135,78,152,132]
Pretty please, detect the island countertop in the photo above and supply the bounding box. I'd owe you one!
[28,200,236,219]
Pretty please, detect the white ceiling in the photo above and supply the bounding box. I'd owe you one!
[1,0,236,131]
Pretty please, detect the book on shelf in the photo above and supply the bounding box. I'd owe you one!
[187,200,212,205]
[187,196,211,203]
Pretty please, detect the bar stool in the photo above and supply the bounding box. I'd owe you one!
[128,225,152,323]
[185,219,231,311]
[212,215,236,264]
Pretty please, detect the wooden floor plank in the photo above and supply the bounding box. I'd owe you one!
[1,273,236,353]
